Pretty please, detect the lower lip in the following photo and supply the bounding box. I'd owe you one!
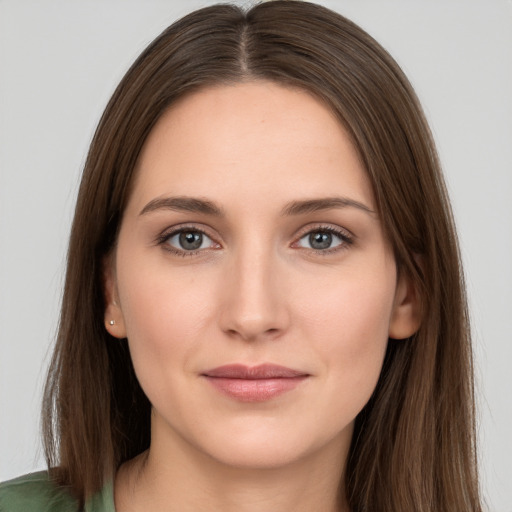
[204,376,308,402]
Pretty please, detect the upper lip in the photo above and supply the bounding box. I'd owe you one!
[202,364,308,379]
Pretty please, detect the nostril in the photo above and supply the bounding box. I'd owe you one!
[224,325,283,342]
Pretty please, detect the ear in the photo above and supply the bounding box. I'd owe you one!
[103,255,127,339]
[388,268,422,340]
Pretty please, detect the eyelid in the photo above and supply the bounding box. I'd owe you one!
[291,224,354,253]
[293,223,354,240]
[153,222,354,257]
[155,224,221,256]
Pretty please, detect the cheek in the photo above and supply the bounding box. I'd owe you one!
[298,265,395,402]
[115,254,215,373]
[115,265,218,416]
[300,264,395,341]
[119,247,209,325]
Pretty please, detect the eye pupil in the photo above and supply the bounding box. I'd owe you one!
[179,231,202,250]
[309,231,332,249]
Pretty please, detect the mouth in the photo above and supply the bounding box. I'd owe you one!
[201,364,309,402]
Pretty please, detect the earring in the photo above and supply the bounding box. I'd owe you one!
[109,320,115,326]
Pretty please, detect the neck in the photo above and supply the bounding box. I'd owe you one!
[115,420,350,512]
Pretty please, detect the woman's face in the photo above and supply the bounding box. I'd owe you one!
[106,81,418,470]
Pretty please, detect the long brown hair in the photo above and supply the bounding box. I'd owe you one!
[43,2,482,510]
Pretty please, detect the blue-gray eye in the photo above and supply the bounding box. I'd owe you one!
[297,230,344,250]
[166,230,213,251]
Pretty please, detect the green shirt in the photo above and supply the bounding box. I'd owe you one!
[0,471,115,512]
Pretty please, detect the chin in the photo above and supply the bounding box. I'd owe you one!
[182,418,353,472]
[210,440,305,470]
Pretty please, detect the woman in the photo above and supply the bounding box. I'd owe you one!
[0,1,482,511]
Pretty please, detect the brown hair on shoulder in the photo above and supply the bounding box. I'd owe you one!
[42,2,482,510]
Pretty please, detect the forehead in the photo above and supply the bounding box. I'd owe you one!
[128,80,373,213]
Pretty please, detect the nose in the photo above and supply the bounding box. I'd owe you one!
[218,242,290,342]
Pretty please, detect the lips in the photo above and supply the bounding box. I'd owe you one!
[202,364,309,402]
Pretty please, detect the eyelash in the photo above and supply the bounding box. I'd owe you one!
[155,225,218,257]
[294,225,354,255]
[155,224,354,257]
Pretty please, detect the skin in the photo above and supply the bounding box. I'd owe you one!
[105,81,420,512]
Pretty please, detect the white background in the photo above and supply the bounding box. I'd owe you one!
[1,1,511,510]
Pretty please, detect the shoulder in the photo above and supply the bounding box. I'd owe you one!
[0,471,78,512]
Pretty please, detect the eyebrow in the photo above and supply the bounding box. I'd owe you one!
[280,197,375,216]
[139,195,375,217]
[139,196,224,217]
